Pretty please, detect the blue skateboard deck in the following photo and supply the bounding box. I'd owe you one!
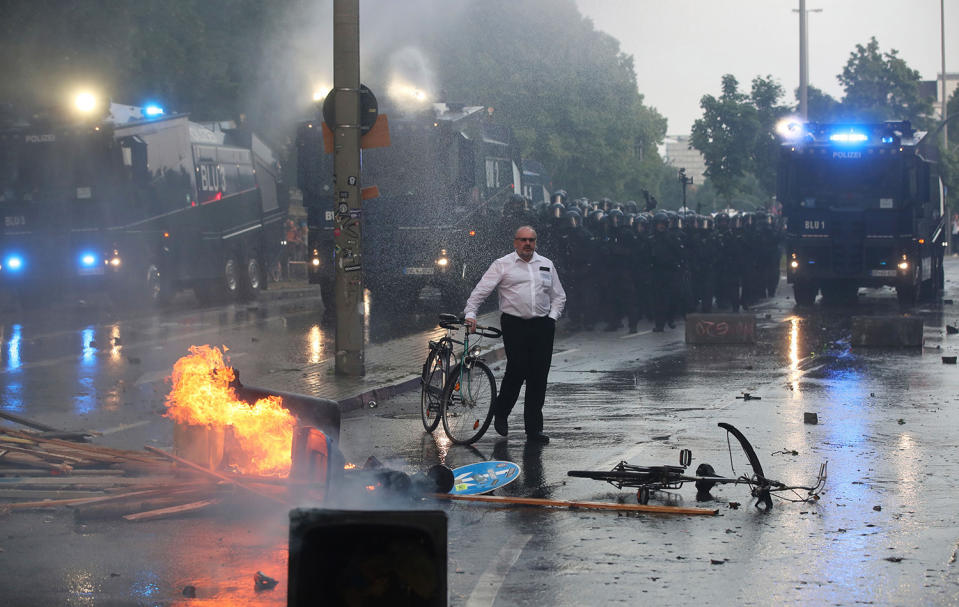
[450,460,521,496]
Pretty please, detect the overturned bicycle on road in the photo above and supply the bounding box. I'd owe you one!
[568,423,828,509]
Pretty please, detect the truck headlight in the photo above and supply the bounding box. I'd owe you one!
[311,258,321,267]
[436,249,449,267]
[897,260,909,271]
[790,260,799,269]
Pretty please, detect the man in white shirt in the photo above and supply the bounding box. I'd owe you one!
[464,225,566,443]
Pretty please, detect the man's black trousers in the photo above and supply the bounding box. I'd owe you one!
[495,313,555,435]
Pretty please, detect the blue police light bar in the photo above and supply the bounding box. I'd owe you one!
[80,253,98,268]
[829,132,868,143]
[144,105,164,117]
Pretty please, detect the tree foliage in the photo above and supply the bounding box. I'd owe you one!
[409,0,666,199]
[838,37,933,127]
[690,74,788,203]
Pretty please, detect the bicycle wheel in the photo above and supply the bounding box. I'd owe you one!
[420,342,450,432]
[441,360,496,445]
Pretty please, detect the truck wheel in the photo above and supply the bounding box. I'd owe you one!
[223,256,241,300]
[240,256,263,300]
[793,281,816,306]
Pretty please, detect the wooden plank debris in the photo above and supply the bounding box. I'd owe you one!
[435,493,719,515]
[122,498,224,522]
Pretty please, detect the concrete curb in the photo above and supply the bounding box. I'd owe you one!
[261,284,321,302]
[337,346,508,412]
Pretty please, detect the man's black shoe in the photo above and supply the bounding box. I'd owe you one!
[494,417,508,437]
[526,432,549,444]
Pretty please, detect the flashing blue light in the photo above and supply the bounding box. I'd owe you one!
[881,136,895,144]
[80,253,97,267]
[6,256,23,272]
[144,105,164,117]
[829,132,868,144]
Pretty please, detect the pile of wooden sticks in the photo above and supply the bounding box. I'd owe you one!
[0,413,291,521]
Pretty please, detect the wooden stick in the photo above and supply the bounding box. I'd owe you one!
[74,489,216,521]
[2,430,162,464]
[0,468,126,477]
[144,446,289,506]
[122,497,223,522]
[434,493,719,515]
[0,444,91,464]
[9,487,191,511]
[0,488,107,500]
[0,410,58,432]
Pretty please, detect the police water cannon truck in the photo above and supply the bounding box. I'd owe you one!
[777,120,945,306]
[296,99,524,311]
[0,92,286,305]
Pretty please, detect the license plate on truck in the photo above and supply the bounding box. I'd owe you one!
[403,267,434,275]
[870,269,896,277]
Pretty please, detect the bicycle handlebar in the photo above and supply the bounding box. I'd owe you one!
[437,313,501,338]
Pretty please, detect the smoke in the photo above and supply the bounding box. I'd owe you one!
[244,0,467,142]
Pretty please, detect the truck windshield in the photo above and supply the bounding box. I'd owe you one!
[785,154,903,208]
[0,137,73,204]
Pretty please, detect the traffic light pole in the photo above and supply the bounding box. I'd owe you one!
[332,0,365,376]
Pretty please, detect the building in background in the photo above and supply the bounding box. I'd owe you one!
[662,135,707,183]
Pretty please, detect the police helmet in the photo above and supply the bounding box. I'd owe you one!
[598,197,614,212]
[634,214,649,234]
[586,209,605,229]
[624,200,639,214]
[548,202,565,220]
[624,212,636,228]
[716,212,730,228]
[550,189,568,205]
[652,211,669,226]
[564,209,582,229]
[608,208,625,229]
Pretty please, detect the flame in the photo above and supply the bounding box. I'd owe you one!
[343,462,357,470]
[165,345,295,476]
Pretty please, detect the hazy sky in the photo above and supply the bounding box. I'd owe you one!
[576,1,959,134]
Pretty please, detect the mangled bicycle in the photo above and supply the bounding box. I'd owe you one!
[568,423,827,509]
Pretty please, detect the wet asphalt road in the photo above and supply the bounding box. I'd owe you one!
[3,264,959,605]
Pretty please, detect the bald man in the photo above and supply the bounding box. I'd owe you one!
[464,226,566,443]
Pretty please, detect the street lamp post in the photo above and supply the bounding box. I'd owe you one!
[794,1,823,120]
[679,168,695,213]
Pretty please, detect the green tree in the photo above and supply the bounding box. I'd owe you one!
[690,74,760,201]
[800,85,844,122]
[750,75,790,195]
[838,37,934,127]
[382,0,667,200]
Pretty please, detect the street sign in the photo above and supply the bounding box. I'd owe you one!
[322,84,378,134]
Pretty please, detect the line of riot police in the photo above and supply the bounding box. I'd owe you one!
[498,190,784,333]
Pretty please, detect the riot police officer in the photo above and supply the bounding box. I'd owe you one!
[649,212,684,331]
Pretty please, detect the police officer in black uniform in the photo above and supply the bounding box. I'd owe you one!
[649,212,684,331]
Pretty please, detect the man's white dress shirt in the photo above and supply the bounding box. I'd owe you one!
[464,252,566,321]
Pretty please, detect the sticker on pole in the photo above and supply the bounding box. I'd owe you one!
[449,460,521,496]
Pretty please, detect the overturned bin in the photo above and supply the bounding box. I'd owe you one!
[851,316,923,348]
